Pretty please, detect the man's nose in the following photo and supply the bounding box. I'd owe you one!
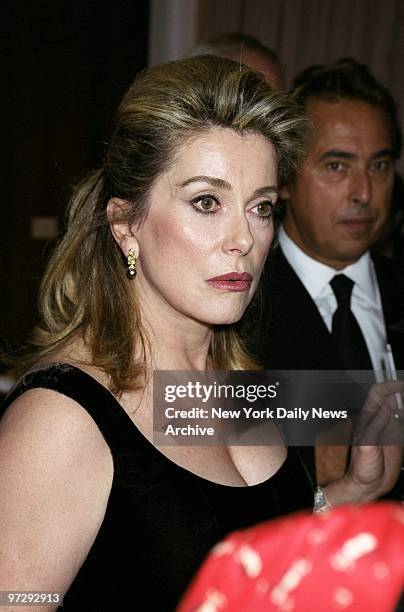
[221,212,254,256]
[350,168,371,206]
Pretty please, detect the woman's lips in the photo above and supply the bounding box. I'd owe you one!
[207,272,253,292]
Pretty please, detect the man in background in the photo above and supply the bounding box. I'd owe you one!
[190,32,284,89]
[255,58,404,485]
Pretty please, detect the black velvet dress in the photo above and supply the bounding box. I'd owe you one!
[1,364,314,611]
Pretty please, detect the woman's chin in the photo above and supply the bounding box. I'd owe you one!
[202,309,247,327]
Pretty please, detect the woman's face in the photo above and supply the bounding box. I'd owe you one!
[133,128,277,326]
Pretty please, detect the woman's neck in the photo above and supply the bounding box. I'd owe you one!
[143,310,213,371]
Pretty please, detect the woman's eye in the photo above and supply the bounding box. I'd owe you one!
[199,197,216,211]
[251,201,273,219]
[191,195,219,214]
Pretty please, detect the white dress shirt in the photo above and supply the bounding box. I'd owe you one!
[278,226,388,374]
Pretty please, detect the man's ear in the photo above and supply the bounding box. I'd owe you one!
[107,197,139,258]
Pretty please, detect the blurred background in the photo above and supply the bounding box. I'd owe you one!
[1,0,404,351]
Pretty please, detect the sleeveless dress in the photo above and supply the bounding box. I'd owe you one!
[1,364,314,611]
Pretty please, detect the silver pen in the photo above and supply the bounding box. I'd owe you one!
[383,343,403,418]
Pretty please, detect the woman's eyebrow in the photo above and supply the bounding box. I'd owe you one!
[179,175,231,189]
[179,176,278,197]
[253,185,279,197]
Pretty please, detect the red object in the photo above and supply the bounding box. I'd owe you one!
[177,502,404,612]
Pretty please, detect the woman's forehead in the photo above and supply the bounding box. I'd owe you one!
[160,128,277,187]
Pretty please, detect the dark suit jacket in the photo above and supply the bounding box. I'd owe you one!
[251,246,404,484]
[254,247,404,371]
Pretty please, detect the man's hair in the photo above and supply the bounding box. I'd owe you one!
[292,57,402,158]
[191,32,281,68]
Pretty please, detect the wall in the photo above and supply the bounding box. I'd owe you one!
[1,0,149,349]
[149,0,404,175]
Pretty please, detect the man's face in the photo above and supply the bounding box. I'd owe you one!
[283,98,395,269]
[239,48,284,89]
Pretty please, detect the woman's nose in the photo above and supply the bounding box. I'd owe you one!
[221,212,254,255]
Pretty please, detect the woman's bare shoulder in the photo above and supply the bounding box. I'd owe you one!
[0,383,113,598]
[2,336,116,472]
[1,383,109,448]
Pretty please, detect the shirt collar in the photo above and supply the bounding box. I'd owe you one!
[278,226,379,306]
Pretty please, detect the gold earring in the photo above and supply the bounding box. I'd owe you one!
[127,248,137,278]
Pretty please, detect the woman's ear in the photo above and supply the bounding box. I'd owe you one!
[107,198,139,258]
[279,185,290,200]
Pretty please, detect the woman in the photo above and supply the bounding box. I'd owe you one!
[0,55,402,611]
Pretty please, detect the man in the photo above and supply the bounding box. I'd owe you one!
[255,58,404,484]
[190,32,284,90]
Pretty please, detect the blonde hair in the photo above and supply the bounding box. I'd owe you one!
[22,55,311,391]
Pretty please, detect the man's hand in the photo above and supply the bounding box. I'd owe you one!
[325,381,404,505]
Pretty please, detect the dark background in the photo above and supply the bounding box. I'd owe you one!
[0,0,149,349]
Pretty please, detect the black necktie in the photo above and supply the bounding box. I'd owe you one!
[330,274,372,370]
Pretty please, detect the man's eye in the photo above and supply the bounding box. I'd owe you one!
[326,161,345,172]
[370,159,392,173]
